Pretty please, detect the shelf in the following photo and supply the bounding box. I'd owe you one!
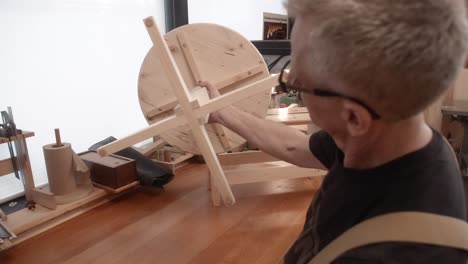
[0,131,35,144]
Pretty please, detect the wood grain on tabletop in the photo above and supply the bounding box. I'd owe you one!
[0,163,322,264]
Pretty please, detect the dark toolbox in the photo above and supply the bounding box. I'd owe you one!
[79,151,137,189]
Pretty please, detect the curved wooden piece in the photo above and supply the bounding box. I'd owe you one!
[138,23,271,154]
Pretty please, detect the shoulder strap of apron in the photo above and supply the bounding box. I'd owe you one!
[307,212,468,264]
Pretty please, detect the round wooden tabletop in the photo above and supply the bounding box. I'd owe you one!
[138,23,271,154]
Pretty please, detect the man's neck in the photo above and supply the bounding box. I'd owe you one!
[343,115,433,169]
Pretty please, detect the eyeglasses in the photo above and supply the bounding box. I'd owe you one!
[278,60,381,120]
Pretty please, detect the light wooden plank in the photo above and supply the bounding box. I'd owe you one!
[196,75,278,118]
[143,17,192,104]
[266,112,311,125]
[97,114,186,156]
[0,157,15,177]
[213,64,264,89]
[0,237,13,251]
[171,153,195,164]
[267,107,309,115]
[224,161,325,185]
[162,146,186,155]
[177,31,203,83]
[172,154,195,171]
[189,86,210,124]
[266,107,311,125]
[218,151,279,166]
[31,189,56,210]
[176,31,232,151]
[0,131,34,144]
[211,124,231,150]
[135,139,167,156]
[152,152,194,173]
[145,101,178,119]
[143,16,235,205]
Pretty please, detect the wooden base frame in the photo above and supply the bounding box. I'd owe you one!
[208,150,325,206]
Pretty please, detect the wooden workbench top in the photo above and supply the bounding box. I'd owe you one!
[0,164,322,264]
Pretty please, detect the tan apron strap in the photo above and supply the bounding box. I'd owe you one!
[308,212,468,264]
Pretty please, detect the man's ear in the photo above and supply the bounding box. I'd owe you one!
[340,101,372,136]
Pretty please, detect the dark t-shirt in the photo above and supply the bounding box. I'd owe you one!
[284,129,467,264]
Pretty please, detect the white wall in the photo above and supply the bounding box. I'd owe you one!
[188,0,287,40]
[0,0,165,202]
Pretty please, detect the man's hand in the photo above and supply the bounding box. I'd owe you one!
[198,82,324,169]
[199,81,220,98]
[198,81,226,124]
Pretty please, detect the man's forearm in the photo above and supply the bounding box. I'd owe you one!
[216,106,312,165]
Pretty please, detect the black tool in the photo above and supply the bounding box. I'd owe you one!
[0,110,20,179]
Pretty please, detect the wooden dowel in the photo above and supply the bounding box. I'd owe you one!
[54,128,63,147]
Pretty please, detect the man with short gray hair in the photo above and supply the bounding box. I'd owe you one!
[201,0,468,263]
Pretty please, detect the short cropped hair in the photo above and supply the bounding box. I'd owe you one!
[288,0,468,121]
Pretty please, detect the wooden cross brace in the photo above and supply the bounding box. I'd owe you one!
[97,17,278,206]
